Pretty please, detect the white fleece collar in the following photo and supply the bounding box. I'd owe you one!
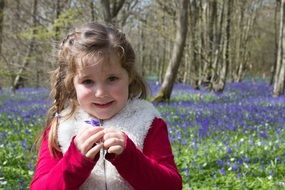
[57,99,160,190]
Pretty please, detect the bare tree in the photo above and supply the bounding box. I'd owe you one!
[0,0,4,89]
[211,0,232,92]
[152,0,189,101]
[273,0,285,96]
[186,0,202,89]
[271,0,281,84]
[12,0,38,90]
[0,0,4,56]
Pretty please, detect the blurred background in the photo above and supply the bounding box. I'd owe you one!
[0,0,282,98]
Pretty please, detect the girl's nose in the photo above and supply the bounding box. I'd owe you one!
[94,84,107,97]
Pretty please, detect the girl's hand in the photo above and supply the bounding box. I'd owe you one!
[74,127,105,160]
[103,128,126,155]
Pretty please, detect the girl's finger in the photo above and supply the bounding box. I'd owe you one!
[75,127,104,154]
[76,127,103,144]
[103,128,125,140]
[85,142,103,159]
[107,145,124,155]
[82,130,105,151]
[104,137,124,148]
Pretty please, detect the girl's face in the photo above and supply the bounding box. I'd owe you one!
[73,54,130,120]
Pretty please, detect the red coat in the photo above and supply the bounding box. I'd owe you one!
[30,118,182,190]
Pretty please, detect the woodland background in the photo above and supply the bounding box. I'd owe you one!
[0,0,284,100]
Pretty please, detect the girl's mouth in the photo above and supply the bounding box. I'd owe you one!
[93,101,114,108]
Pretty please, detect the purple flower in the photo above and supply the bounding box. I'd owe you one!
[231,163,239,171]
[226,147,233,154]
[219,168,226,175]
[216,159,224,167]
[85,118,101,127]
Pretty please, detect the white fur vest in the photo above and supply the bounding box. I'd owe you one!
[57,99,160,190]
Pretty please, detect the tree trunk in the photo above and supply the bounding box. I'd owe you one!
[273,0,285,96]
[271,0,281,85]
[152,0,189,102]
[188,0,200,89]
[100,0,125,25]
[211,0,225,89]
[213,0,232,92]
[200,1,209,87]
[90,1,95,21]
[55,0,60,38]
[13,0,38,91]
[234,1,259,82]
[0,0,5,56]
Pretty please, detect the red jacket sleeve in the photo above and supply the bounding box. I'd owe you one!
[30,129,96,190]
[107,118,182,190]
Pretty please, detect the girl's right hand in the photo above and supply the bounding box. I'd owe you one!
[74,127,105,160]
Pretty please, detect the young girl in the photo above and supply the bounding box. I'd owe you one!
[30,22,182,190]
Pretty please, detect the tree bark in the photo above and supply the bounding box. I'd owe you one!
[273,0,285,96]
[210,0,225,89]
[100,0,125,25]
[213,0,232,92]
[271,0,280,85]
[0,0,5,56]
[152,0,189,102]
[187,0,200,89]
[90,1,95,21]
[12,0,38,91]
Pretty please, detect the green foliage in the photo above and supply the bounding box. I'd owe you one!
[19,26,54,41]
[19,8,82,42]
[0,115,42,189]
[172,128,285,189]
[53,8,82,36]
[0,68,15,78]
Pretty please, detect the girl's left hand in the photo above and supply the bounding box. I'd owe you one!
[103,128,126,155]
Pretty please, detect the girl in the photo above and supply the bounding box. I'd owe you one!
[30,22,182,190]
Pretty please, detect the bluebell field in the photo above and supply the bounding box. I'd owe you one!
[0,80,285,189]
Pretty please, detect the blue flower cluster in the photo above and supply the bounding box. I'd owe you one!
[149,80,285,188]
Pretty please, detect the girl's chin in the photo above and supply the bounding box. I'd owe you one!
[89,112,113,120]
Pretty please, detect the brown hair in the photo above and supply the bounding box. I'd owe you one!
[45,22,148,156]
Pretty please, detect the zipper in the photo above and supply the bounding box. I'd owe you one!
[99,119,107,190]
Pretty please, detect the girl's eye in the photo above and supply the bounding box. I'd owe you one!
[108,76,119,82]
[82,79,94,85]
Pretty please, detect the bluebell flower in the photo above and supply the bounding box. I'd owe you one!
[216,159,224,167]
[85,118,101,127]
[259,131,268,139]
[226,147,233,154]
[219,168,226,175]
[231,163,239,171]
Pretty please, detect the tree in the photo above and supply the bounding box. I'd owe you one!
[99,0,139,26]
[273,0,285,96]
[152,0,189,102]
[211,0,232,92]
[0,0,4,55]
[12,0,38,90]
[100,0,124,24]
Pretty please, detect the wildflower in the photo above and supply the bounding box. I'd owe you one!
[259,131,268,139]
[216,159,224,167]
[219,168,226,175]
[226,147,233,154]
[231,163,239,171]
[85,118,101,127]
